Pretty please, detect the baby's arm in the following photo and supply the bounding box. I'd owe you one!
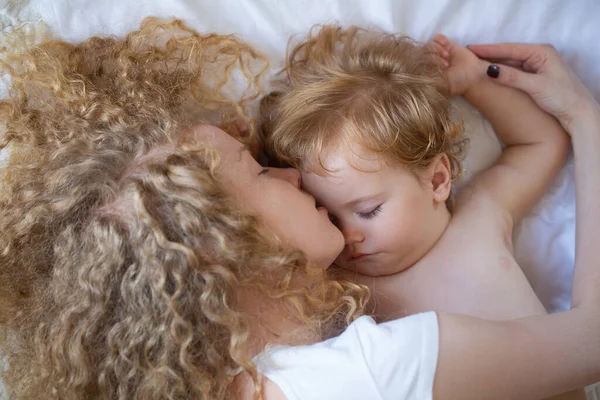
[434,35,570,226]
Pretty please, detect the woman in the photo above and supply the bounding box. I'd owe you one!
[0,18,366,399]
[0,19,599,400]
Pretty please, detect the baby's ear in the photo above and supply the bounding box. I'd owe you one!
[428,154,452,203]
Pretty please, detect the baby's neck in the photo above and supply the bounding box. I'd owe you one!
[402,204,452,272]
[431,205,452,249]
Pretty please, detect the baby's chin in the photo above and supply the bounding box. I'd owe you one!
[335,254,408,277]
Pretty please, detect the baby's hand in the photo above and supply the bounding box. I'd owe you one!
[430,34,485,96]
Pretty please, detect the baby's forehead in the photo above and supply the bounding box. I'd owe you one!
[301,150,392,207]
[304,144,387,178]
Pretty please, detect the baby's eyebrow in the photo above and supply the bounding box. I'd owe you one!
[344,194,381,208]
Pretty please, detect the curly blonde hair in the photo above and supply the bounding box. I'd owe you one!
[0,18,367,400]
[260,25,465,180]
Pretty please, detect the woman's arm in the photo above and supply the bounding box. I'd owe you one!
[434,45,600,400]
[435,310,600,399]
[569,103,600,307]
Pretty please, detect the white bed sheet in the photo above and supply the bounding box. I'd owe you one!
[4,0,600,315]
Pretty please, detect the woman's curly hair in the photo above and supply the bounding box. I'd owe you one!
[260,25,466,180]
[0,18,367,400]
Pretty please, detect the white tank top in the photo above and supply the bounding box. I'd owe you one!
[254,312,439,400]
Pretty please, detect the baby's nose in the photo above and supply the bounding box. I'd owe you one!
[342,225,365,245]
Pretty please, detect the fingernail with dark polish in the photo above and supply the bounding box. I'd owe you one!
[487,65,500,78]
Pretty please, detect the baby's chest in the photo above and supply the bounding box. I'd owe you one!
[427,217,518,277]
[371,242,529,321]
[416,242,520,288]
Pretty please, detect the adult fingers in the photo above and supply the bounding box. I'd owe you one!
[480,57,524,69]
[477,58,540,73]
[467,43,546,63]
[485,63,542,96]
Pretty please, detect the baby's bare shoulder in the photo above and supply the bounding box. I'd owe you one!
[448,188,513,242]
[429,203,514,264]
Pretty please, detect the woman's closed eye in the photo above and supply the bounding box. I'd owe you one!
[357,205,382,220]
[328,213,339,226]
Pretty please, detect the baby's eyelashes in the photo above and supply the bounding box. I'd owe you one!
[357,204,383,220]
[321,201,384,227]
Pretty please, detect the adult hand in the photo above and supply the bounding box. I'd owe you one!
[467,42,598,131]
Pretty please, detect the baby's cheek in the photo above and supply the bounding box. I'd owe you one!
[379,220,414,251]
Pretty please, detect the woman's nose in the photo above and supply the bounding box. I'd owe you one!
[269,168,302,188]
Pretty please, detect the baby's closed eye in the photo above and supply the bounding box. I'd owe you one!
[357,204,383,219]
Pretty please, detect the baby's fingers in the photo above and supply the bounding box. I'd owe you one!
[425,52,449,68]
[433,34,451,49]
[425,42,449,67]
[429,41,448,58]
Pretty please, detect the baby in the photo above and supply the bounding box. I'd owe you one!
[261,26,570,323]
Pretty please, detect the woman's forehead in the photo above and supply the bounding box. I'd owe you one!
[190,125,243,150]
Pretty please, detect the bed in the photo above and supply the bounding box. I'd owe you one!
[2,0,600,397]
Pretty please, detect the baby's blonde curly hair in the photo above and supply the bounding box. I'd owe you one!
[0,18,367,400]
[260,25,465,180]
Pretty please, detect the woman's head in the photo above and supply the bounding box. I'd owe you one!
[260,24,465,180]
[0,19,365,400]
[190,124,344,267]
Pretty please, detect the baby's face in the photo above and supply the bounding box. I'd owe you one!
[302,148,443,277]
